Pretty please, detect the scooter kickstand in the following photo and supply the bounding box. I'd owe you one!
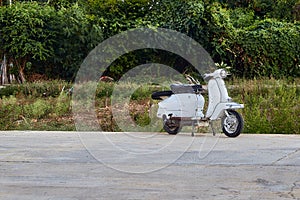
[210,121,216,136]
[191,123,195,137]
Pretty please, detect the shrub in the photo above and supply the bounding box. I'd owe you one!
[53,93,71,117]
[0,80,72,98]
[233,79,300,134]
[229,8,255,28]
[0,96,22,128]
[232,19,300,78]
[96,82,114,98]
[23,99,52,119]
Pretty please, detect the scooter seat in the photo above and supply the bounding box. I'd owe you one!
[151,90,174,100]
[171,84,203,94]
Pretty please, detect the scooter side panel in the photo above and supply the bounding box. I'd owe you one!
[157,94,199,118]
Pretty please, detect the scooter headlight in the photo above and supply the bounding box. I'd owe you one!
[220,69,227,78]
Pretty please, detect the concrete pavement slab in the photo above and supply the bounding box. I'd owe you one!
[0,132,299,199]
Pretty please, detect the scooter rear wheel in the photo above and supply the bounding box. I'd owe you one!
[162,116,181,135]
[163,123,181,135]
[222,110,244,137]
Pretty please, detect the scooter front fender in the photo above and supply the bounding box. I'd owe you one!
[208,102,244,120]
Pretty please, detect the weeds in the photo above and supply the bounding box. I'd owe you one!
[232,78,300,134]
[0,79,299,133]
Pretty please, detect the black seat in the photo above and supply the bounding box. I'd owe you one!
[151,91,173,100]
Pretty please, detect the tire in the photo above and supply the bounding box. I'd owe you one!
[151,91,173,100]
[162,116,181,135]
[222,110,244,138]
[163,123,181,135]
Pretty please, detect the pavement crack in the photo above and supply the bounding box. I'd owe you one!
[288,181,298,199]
[0,160,33,164]
[272,148,300,165]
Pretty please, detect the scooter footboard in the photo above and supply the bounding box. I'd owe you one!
[208,102,244,120]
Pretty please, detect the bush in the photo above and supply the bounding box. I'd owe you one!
[0,80,72,98]
[229,8,255,28]
[232,19,300,78]
[0,96,22,128]
[232,78,300,134]
[23,99,52,119]
[53,93,71,117]
[96,82,114,98]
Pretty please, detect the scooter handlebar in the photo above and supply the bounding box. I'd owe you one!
[203,69,227,81]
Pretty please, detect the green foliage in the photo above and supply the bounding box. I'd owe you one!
[1,0,300,81]
[236,79,300,134]
[229,8,255,28]
[146,0,205,39]
[219,0,300,21]
[0,80,71,98]
[0,2,55,60]
[218,0,253,8]
[203,2,235,61]
[0,96,22,128]
[0,1,102,81]
[252,0,300,21]
[0,2,58,82]
[232,19,300,78]
[46,0,79,9]
[0,88,72,130]
[50,4,102,80]
[96,82,114,98]
[95,0,207,79]
[0,79,299,133]
[23,98,52,119]
[53,93,71,116]
[85,0,151,38]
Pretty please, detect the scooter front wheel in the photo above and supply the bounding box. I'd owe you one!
[222,110,244,137]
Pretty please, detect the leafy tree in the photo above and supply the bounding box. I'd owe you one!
[85,0,151,39]
[229,8,255,28]
[0,2,57,83]
[0,2,102,82]
[269,0,300,21]
[145,0,205,42]
[49,4,102,80]
[1,0,299,81]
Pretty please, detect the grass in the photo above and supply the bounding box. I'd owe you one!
[231,78,300,134]
[0,78,299,133]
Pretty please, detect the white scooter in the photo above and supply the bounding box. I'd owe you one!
[151,69,244,137]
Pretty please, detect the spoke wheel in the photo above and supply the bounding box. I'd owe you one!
[222,110,244,138]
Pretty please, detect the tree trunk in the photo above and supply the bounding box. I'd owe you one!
[1,55,8,85]
[19,65,26,84]
[16,57,27,84]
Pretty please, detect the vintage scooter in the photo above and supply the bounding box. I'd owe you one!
[151,69,244,137]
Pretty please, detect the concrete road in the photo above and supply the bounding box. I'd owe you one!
[0,131,300,200]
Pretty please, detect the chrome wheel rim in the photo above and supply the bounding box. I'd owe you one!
[223,115,239,134]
